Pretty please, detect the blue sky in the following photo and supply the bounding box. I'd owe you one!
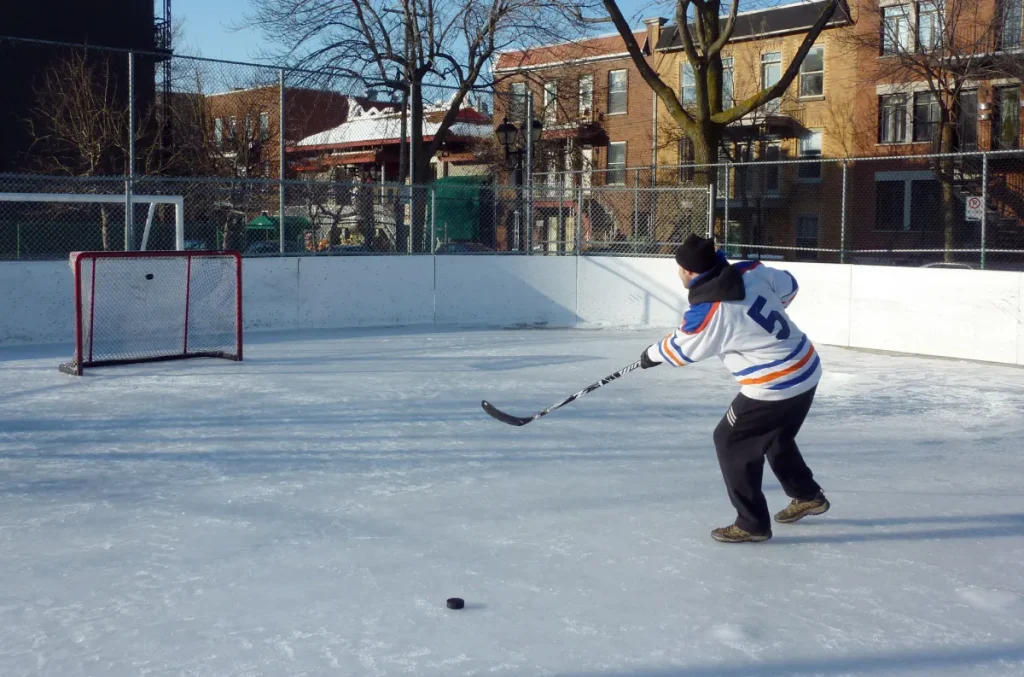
[173,0,665,63]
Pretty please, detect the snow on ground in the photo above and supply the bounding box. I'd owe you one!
[1,327,1023,677]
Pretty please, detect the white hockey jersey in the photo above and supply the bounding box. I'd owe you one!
[645,259,820,401]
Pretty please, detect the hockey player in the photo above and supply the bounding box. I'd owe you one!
[640,234,829,543]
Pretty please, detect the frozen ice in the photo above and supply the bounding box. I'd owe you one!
[1,327,1023,676]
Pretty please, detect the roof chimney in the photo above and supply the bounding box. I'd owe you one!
[643,17,668,50]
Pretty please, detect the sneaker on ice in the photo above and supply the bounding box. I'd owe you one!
[774,491,830,524]
[710,524,772,543]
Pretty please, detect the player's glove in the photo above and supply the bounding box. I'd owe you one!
[640,347,661,369]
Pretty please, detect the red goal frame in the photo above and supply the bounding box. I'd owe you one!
[60,250,243,375]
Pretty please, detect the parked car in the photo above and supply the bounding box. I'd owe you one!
[435,241,493,255]
[323,244,375,256]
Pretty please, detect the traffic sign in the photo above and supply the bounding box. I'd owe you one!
[966,196,983,221]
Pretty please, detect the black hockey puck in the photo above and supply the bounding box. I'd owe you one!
[446,597,465,610]
[145,273,154,280]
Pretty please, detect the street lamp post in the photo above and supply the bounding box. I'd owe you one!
[495,113,542,252]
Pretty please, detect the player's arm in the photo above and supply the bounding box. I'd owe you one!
[641,302,724,368]
[763,267,799,307]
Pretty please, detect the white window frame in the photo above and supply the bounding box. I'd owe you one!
[680,62,696,109]
[579,74,594,117]
[607,141,627,184]
[214,118,224,148]
[510,82,527,122]
[878,93,909,144]
[722,57,734,107]
[799,46,825,99]
[259,111,270,141]
[917,0,943,52]
[797,130,823,182]
[761,52,782,114]
[882,5,912,55]
[544,81,558,125]
[607,69,627,115]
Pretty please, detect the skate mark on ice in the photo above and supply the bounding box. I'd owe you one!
[957,587,1024,613]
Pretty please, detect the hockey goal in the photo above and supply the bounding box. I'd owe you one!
[60,251,243,375]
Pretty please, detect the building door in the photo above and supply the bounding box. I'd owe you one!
[957,90,978,152]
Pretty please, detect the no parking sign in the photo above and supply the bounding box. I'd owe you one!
[965,196,983,221]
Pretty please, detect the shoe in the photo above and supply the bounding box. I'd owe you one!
[774,491,830,524]
[711,524,772,543]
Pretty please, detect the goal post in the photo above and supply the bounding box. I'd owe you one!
[59,250,243,376]
[0,192,185,251]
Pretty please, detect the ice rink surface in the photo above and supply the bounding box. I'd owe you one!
[1,327,1023,677]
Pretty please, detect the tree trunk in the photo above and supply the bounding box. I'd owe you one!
[691,122,721,243]
[938,121,957,263]
[100,204,110,251]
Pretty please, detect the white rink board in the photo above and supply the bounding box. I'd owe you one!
[0,261,70,345]
[1019,274,1024,366]
[850,266,1021,364]
[241,257,300,331]
[775,262,853,348]
[434,256,577,327]
[576,257,688,328]
[296,256,434,329]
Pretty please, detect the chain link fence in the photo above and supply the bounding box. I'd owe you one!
[2,37,1024,268]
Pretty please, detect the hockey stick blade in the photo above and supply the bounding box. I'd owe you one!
[480,400,534,426]
[480,359,642,427]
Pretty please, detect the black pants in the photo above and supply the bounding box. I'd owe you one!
[712,387,821,534]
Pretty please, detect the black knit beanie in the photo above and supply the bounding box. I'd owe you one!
[674,234,718,274]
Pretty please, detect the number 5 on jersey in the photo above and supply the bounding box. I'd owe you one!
[747,295,791,340]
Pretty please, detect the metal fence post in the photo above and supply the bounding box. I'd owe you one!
[430,185,436,254]
[525,91,534,255]
[633,168,640,250]
[125,50,135,251]
[558,172,565,255]
[279,69,286,255]
[723,161,730,250]
[981,152,988,270]
[840,161,848,264]
[577,181,584,254]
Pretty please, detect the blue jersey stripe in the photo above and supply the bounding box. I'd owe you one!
[732,335,808,377]
[767,355,821,390]
[681,303,716,333]
[781,270,799,298]
[670,336,694,363]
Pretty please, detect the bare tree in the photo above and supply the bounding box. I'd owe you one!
[845,0,1000,260]
[243,0,574,251]
[566,0,842,188]
[25,48,163,250]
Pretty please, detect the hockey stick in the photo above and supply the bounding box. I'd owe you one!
[481,359,643,426]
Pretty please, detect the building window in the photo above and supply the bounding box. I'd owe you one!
[875,180,906,231]
[579,74,594,116]
[917,1,943,52]
[879,94,908,143]
[722,57,734,107]
[544,81,558,125]
[761,52,782,113]
[214,118,224,148]
[510,82,527,122]
[799,46,824,98]
[958,90,979,150]
[259,111,270,141]
[796,215,819,260]
[1002,0,1023,49]
[882,5,912,55]
[228,116,238,141]
[910,180,941,231]
[607,142,626,184]
[798,130,823,180]
[608,69,627,115]
[764,144,780,195]
[913,91,940,143]
[680,62,696,109]
[996,86,1020,149]
[678,137,694,182]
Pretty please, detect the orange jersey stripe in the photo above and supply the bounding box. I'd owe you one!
[681,302,720,335]
[661,336,684,366]
[738,345,816,386]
